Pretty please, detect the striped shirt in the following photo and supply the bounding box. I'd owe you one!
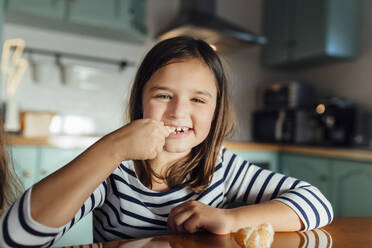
[0,148,333,247]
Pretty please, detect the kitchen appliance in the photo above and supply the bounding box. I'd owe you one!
[157,0,266,52]
[352,109,372,148]
[315,97,356,146]
[263,81,316,109]
[252,109,320,144]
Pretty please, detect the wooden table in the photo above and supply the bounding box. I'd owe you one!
[61,218,372,248]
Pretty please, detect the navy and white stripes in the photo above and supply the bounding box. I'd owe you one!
[0,147,333,247]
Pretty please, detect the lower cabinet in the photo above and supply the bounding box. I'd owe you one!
[232,150,280,172]
[280,154,331,201]
[331,159,372,217]
[279,153,372,217]
[9,146,93,247]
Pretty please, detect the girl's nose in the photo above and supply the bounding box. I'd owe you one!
[167,98,189,119]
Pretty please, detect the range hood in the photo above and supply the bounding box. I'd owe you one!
[156,0,267,53]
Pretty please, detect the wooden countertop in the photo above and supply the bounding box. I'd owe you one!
[224,142,372,162]
[61,217,372,248]
[5,134,100,149]
[5,135,372,162]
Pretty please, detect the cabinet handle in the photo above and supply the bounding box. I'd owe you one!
[23,170,31,177]
[319,175,327,182]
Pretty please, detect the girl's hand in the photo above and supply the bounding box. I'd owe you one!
[167,200,234,235]
[108,119,170,161]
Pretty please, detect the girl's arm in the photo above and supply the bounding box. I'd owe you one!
[167,149,333,234]
[227,199,305,232]
[31,119,169,228]
[222,152,333,231]
[0,119,169,247]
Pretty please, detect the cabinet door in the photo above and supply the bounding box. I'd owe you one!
[261,0,291,67]
[232,151,279,172]
[331,159,372,217]
[9,146,39,190]
[37,147,83,181]
[280,154,331,199]
[6,0,65,20]
[121,0,147,34]
[291,0,327,61]
[67,0,147,35]
[67,0,121,29]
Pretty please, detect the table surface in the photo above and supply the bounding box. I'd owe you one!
[61,217,372,248]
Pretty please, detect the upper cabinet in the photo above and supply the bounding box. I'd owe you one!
[67,0,147,34]
[4,0,148,43]
[262,0,361,68]
[6,0,65,20]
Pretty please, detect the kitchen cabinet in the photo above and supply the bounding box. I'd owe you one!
[331,159,372,217]
[67,0,146,34]
[9,145,92,247]
[262,0,361,68]
[279,153,372,217]
[232,150,279,172]
[279,153,331,200]
[5,0,65,20]
[10,146,39,189]
[4,0,147,43]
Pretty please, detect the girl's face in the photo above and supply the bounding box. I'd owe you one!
[142,58,218,153]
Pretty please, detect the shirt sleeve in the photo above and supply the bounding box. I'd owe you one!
[0,180,107,248]
[223,150,334,231]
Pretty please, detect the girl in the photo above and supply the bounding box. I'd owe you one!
[0,36,333,247]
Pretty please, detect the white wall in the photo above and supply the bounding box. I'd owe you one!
[3,23,147,135]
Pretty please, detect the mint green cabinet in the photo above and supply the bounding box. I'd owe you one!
[233,150,279,172]
[37,147,83,181]
[67,0,122,29]
[279,154,331,200]
[331,159,372,217]
[279,153,372,217]
[261,0,290,66]
[262,0,361,68]
[67,0,147,35]
[9,145,92,247]
[4,0,147,42]
[10,146,39,189]
[5,0,65,20]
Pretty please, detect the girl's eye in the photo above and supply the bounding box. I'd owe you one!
[155,94,171,99]
[192,98,205,103]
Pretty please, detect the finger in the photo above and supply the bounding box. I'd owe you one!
[168,204,189,233]
[173,209,195,233]
[183,213,201,234]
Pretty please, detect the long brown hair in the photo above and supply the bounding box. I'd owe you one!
[128,36,235,192]
[0,118,22,216]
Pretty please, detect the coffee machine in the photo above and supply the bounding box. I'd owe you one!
[252,81,320,144]
[314,97,356,146]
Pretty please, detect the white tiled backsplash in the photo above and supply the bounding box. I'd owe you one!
[2,23,149,136]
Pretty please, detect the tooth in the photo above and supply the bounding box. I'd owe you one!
[183,127,189,132]
[166,126,176,133]
[176,127,182,132]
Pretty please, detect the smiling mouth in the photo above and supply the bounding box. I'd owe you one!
[166,126,193,134]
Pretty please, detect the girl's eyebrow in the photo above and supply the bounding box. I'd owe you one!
[194,90,213,99]
[149,86,170,92]
[149,86,213,98]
